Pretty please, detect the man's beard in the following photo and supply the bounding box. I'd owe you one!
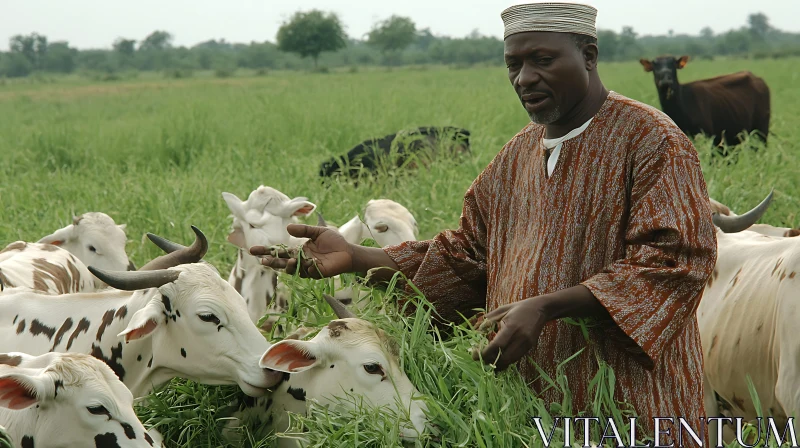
[528,106,562,125]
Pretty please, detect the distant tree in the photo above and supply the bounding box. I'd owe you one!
[9,33,47,69]
[140,31,173,51]
[748,13,771,40]
[367,15,416,64]
[276,10,347,68]
[113,38,136,56]
[43,41,77,73]
[700,27,714,39]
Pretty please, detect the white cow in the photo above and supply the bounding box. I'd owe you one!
[222,186,316,331]
[316,198,419,308]
[0,351,162,448]
[0,242,97,295]
[699,191,800,445]
[226,294,428,448]
[319,198,419,247]
[38,212,136,285]
[0,226,283,400]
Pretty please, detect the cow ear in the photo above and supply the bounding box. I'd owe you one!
[118,300,165,342]
[639,59,653,72]
[222,192,248,221]
[117,224,127,232]
[38,225,75,246]
[227,226,247,248]
[285,198,316,217]
[676,55,689,69]
[259,340,320,373]
[0,372,50,410]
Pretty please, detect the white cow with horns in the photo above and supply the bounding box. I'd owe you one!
[0,226,283,400]
[0,351,163,448]
[699,190,800,445]
[0,212,135,295]
[225,294,428,448]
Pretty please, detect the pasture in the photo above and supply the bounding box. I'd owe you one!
[1,56,799,447]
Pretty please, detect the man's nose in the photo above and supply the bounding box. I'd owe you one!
[516,63,541,88]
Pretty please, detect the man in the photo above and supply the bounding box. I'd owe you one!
[253,2,717,445]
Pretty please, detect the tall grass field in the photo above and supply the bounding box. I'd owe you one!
[1,57,798,447]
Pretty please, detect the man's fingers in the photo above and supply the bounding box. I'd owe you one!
[259,256,289,270]
[479,324,514,366]
[494,337,534,372]
[286,224,326,240]
[481,304,511,323]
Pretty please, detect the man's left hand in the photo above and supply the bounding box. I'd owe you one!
[472,296,553,371]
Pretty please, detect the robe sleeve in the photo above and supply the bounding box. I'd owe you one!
[382,179,488,325]
[580,134,717,370]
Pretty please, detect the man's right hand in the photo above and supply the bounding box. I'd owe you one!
[250,224,355,279]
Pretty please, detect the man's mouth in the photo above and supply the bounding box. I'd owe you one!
[521,93,550,111]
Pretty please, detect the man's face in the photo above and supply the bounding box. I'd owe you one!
[504,32,591,125]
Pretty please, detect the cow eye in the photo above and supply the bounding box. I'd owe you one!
[363,363,384,375]
[199,313,221,325]
[88,245,97,253]
[87,405,110,416]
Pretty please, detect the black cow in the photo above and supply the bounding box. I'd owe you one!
[319,126,471,181]
[639,55,771,150]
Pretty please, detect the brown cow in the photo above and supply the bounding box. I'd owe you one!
[639,55,770,150]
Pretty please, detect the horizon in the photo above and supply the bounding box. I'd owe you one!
[2,0,799,51]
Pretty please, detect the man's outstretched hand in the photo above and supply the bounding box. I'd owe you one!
[249,224,355,279]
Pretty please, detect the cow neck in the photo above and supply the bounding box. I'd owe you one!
[657,83,689,126]
[234,247,279,319]
[0,407,36,444]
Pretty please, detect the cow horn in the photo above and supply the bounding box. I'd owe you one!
[138,226,208,271]
[322,293,356,319]
[712,189,774,233]
[88,266,180,291]
[316,212,327,227]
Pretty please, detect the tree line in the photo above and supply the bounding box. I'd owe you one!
[2,10,798,79]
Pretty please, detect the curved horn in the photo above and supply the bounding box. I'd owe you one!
[138,226,208,271]
[316,212,328,227]
[322,293,356,319]
[88,266,180,291]
[712,189,774,233]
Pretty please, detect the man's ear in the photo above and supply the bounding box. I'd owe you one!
[583,42,600,70]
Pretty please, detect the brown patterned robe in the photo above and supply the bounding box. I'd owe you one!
[384,92,717,444]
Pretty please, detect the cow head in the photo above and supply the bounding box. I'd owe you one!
[639,55,689,97]
[88,227,285,397]
[260,294,428,441]
[222,186,316,250]
[38,212,134,288]
[327,199,419,248]
[0,351,161,447]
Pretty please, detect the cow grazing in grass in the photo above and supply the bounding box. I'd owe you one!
[318,126,471,182]
[696,191,800,445]
[0,242,97,295]
[318,199,419,248]
[639,56,770,149]
[225,294,427,448]
[316,198,419,308]
[0,226,283,399]
[709,194,800,237]
[0,351,162,448]
[222,186,316,331]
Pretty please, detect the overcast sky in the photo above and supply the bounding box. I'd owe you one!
[1,0,798,51]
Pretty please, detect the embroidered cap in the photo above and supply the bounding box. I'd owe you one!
[501,2,598,40]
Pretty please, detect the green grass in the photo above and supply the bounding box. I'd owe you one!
[1,58,798,447]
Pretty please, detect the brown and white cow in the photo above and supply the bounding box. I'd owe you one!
[0,242,96,295]
[699,191,800,445]
[0,351,162,448]
[0,226,283,400]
